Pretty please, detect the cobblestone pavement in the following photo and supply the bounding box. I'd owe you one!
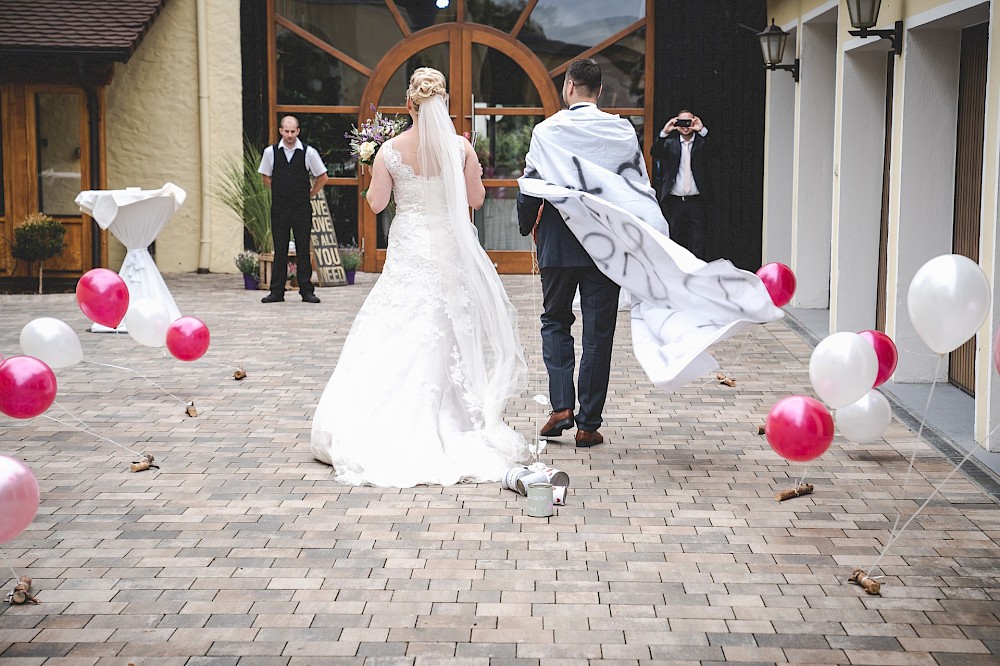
[1,272,999,666]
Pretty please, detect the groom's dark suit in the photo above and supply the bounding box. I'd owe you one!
[517,102,621,436]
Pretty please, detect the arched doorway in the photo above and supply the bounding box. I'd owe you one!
[359,24,560,273]
[267,0,653,274]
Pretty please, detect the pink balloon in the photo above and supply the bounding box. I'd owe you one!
[859,330,898,388]
[0,455,39,544]
[76,268,129,328]
[766,395,834,462]
[0,356,57,419]
[995,327,1000,375]
[756,262,796,308]
[165,317,211,362]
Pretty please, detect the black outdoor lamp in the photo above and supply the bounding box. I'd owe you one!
[758,19,800,82]
[845,0,903,55]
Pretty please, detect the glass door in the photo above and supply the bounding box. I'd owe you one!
[362,24,560,273]
[0,85,92,278]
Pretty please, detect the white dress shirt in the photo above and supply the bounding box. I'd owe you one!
[257,138,327,178]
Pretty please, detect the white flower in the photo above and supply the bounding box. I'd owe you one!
[358,141,377,162]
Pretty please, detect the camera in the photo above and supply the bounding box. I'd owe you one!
[675,118,692,128]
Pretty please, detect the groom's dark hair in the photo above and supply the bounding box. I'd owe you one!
[566,58,602,95]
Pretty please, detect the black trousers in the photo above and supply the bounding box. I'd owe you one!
[663,194,707,260]
[269,201,315,296]
[540,266,620,432]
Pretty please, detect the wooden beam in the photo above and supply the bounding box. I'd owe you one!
[510,0,538,40]
[274,15,373,77]
[548,18,645,78]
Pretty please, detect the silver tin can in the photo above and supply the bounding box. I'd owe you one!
[526,483,554,517]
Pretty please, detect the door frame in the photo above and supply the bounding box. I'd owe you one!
[357,23,561,273]
[0,83,95,277]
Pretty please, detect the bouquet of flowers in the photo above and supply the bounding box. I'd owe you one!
[346,104,408,168]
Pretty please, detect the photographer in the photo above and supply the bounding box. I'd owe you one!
[651,110,710,260]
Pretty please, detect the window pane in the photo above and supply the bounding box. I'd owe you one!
[466,0,530,32]
[275,0,404,70]
[592,26,646,108]
[393,0,456,31]
[470,44,541,107]
[276,113,358,178]
[473,114,540,179]
[378,44,450,106]
[36,92,82,216]
[520,0,644,70]
[322,184,359,248]
[475,187,532,251]
[276,26,367,106]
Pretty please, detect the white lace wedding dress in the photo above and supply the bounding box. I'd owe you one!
[311,137,528,487]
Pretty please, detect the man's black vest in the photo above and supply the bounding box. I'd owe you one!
[270,142,311,205]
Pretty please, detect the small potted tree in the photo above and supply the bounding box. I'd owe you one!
[339,246,361,285]
[234,251,260,290]
[12,213,66,294]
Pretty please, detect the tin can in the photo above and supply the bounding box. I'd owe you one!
[526,482,554,517]
[516,466,570,495]
[501,465,532,493]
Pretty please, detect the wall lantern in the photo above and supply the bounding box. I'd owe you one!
[758,20,800,82]
[845,0,903,56]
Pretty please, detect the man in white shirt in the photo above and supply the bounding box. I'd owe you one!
[258,115,329,303]
[650,110,710,260]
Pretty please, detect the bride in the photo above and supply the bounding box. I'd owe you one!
[311,68,529,487]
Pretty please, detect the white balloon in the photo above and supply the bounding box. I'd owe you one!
[836,390,892,443]
[908,254,990,354]
[809,332,879,409]
[125,298,171,347]
[19,317,83,369]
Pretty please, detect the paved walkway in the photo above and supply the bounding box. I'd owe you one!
[1,273,998,666]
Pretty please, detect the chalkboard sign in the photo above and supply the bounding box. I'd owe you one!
[310,190,347,287]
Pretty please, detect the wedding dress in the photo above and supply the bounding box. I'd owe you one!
[311,127,528,487]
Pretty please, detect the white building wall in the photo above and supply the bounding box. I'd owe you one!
[793,15,837,309]
[104,0,243,274]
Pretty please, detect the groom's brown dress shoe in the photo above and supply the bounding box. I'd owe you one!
[540,409,574,437]
[575,429,604,447]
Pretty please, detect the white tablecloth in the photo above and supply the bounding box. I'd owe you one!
[75,183,186,332]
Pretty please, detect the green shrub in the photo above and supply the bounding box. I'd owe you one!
[234,250,260,276]
[12,213,66,294]
[338,246,361,271]
[215,138,273,254]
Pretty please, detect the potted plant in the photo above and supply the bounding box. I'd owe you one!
[11,213,66,294]
[215,139,274,288]
[338,246,361,285]
[234,250,260,290]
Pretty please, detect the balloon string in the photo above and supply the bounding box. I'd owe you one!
[530,241,546,464]
[40,409,143,457]
[865,421,1000,579]
[794,465,810,488]
[7,564,19,591]
[80,359,186,406]
[698,326,760,388]
[899,354,943,493]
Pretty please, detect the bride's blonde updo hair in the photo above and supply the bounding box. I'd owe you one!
[407,67,448,111]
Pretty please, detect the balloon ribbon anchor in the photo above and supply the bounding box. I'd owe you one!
[130,453,159,473]
[849,568,881,595]
[775,483,813,502]
[185,401,198,417]
[5,576,40,604]
[233,365,247,380]
[716,372,736,387]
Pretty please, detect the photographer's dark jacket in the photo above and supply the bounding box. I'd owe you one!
[650,131,710,203]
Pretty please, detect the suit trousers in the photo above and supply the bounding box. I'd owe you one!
[663,194,707,260]
[540,266,620,432]
[269,201,315,296]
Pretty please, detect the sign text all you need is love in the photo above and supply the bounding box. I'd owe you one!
[310,191,347,287]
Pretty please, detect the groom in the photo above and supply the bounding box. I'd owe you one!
[516,58,623,448]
